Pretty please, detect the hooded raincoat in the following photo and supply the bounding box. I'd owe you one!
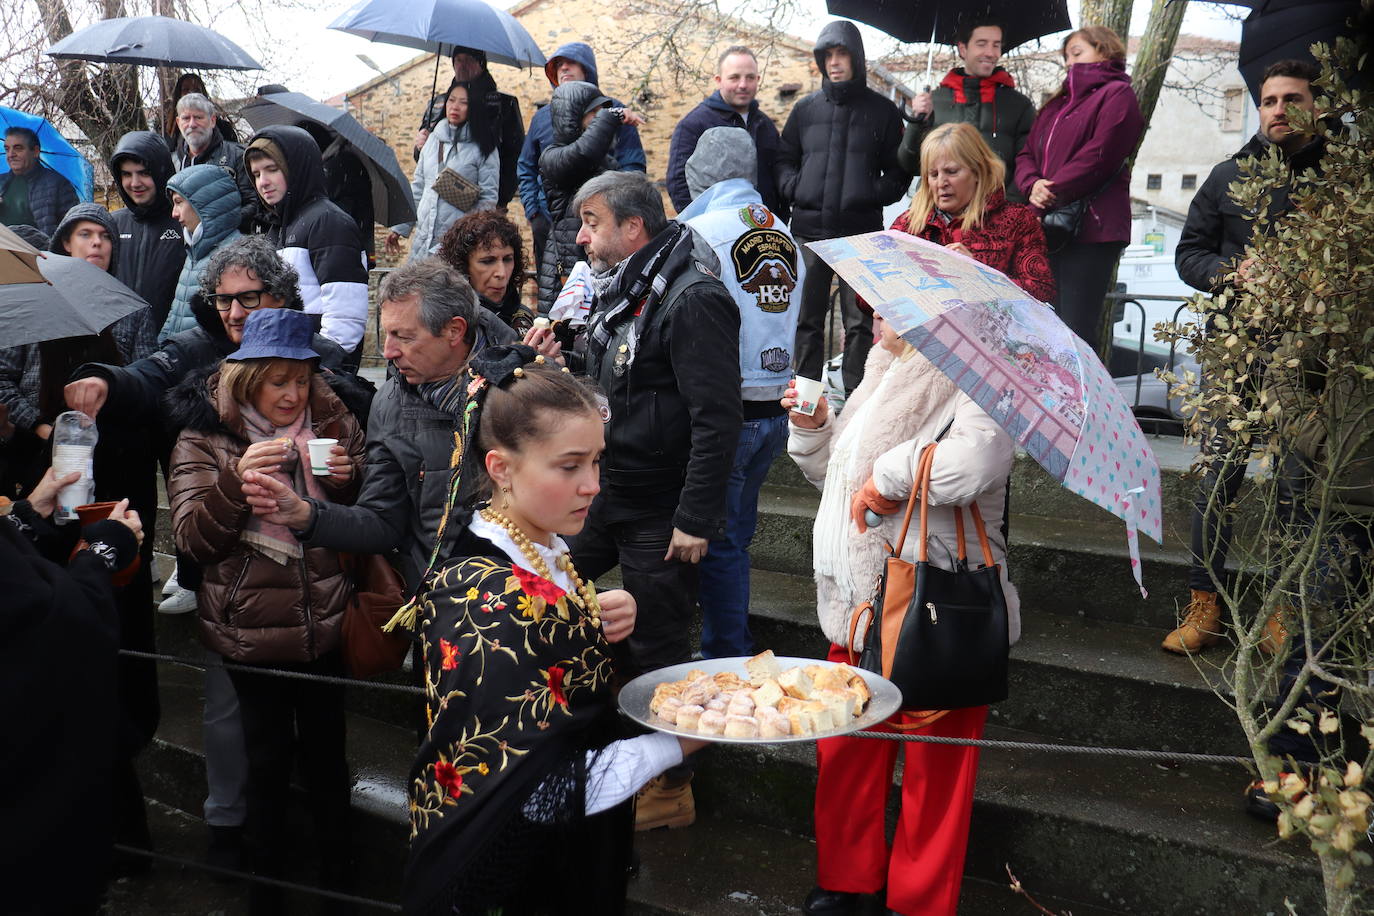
[678,127,803,405]
[109,131,184,330]
[776,21,910,240]
[248,125,370,352]
[159,164,243,341]
[515,42,646,222]
[536,81,624,309]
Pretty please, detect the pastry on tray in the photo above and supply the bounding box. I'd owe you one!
[648,650,871,739]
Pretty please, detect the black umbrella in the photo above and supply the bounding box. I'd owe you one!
[45,15,263,70]
[238,91,417,226]
[1239,0,1363,102]
[0,253,149,349]
[824,0,1071,51]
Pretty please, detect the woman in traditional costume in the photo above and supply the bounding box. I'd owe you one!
[400,344,703,915]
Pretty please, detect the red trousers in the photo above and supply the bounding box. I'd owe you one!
[814,643,988,916]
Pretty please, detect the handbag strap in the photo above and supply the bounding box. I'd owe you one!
[905,443,1000,570]
[890,442,935,560]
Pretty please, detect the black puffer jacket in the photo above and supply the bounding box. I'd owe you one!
[109,131,184,331]
[71,291,373,432]
[776,21,910,239]
[537,81,623,309]
[1176,131,1327,294]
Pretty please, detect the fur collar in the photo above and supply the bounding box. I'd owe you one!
[832,345,959,490]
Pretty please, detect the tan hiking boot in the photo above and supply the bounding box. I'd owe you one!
[634,775,695,831]
[1163,589,1223,654]
[1258,609,1289,656]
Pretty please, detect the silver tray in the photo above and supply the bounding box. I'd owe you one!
[618,656,903,744]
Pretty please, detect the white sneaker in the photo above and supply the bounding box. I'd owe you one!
[161,565,180,597]
[158,587,198,615]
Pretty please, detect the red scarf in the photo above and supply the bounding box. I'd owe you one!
[940,67,1015,104]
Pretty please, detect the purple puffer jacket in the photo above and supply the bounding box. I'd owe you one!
[1015,59,1144,245]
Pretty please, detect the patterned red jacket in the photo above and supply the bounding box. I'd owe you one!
[891,192,1057,304]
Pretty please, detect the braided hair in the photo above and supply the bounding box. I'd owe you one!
[387,345,600,632]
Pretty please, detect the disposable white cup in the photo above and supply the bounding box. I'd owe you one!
[306,438,338,476]
[52,443,95,521]
[792,376,824,417]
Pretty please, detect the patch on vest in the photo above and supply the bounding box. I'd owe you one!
[737,203,775,229]
[159,228,180,240]
[759,347,791,373]
[693,259,718,280]
[732,228,798,314]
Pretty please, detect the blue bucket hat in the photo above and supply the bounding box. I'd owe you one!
[226,308,318,362]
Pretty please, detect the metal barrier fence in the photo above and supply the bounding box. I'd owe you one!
[1105,291,1195,423]
[112,636,1254,909]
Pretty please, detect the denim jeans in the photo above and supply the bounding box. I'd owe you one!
[697,414,790,659]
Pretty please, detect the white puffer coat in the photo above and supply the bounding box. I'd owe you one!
[788,345,1020,650]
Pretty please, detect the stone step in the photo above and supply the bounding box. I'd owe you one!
[122,747,1122,916]
[147,555,1249,761]
[740,567,1250,757]
[627,810,1129,916]
[750,483,1239,632]
[765,434,1266,562]
[140,661,1319,916]
[690,726,1324,915]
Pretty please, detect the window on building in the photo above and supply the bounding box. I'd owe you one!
[1222,87,1246,132]
[1146,174,1162,191]
[1181,174,1198,191]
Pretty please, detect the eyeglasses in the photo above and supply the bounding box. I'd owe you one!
[209,289,270,311]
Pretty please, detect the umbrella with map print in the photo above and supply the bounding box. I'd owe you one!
[808,230,1163,595]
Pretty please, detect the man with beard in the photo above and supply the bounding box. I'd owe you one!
[172,93,259,232]
[109,131,184,333]
[1166,59,1329,657]
[568,170,740,829]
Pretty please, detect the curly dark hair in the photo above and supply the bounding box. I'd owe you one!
[437,209,527,303]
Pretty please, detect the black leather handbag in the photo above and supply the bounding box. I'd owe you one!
[1040,164,1125,254]
[850,443,1010,711]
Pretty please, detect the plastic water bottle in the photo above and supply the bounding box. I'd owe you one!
[51,410,98,522]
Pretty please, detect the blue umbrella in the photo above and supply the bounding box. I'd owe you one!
[328,0,546,69]
[0,107,93,202]
[45,15,263,70]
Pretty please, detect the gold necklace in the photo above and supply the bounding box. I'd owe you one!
[480,508,602,627]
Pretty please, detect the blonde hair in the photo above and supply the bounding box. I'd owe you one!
[220,357,313,407]
[904,123,1005,232]
[1043,26,1128,109]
